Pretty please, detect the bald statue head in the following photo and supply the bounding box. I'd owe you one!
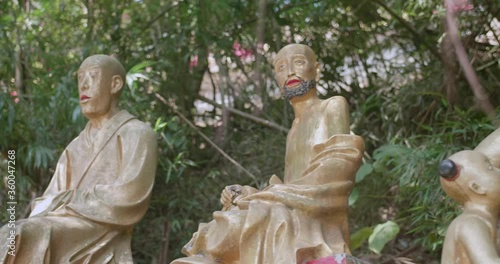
[273,44,320,100]
[78,55,126,120]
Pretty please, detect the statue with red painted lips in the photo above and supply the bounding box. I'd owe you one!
[173,44,364,264]
[0,55,158,263]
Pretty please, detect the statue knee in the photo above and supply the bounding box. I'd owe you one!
[16,217,52,241]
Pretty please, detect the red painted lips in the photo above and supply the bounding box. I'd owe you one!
[80,95,90,100]
[286,79,301,86]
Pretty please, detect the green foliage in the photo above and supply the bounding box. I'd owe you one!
[351,108,496,258]
[368,221,400,254]
[351,226,374,251]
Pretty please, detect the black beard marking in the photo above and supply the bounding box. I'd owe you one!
[282,80,316,100]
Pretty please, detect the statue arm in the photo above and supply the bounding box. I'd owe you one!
[30,149,72,217]
[325,96,350,135]
[65,125,158,226]
[460,217,500,263]
[237,135,363,213]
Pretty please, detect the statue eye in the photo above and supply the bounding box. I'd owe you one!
[294,59,305,65]
[488,165,493,170]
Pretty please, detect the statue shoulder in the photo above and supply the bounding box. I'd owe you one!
[120,118,157,143]
[322,96,349,118]
[322,96,350,134]
[323,96,348,111]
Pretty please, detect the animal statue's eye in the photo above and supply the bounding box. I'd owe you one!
[488,165,493,170]
[439,159,459,181]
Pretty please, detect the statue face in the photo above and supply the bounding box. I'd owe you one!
[77,63,114,120]
[274,45,319,100]
[441,150,500,205]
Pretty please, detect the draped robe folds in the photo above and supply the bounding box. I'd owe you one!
[174,134,364,264]
[0,110,158,264]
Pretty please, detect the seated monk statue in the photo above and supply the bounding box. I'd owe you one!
[0,55,158,263]
[172,44,365,264]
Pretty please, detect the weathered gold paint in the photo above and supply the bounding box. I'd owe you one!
[172,44,364,264]
[0,55,158,263]
[441,129,500,263]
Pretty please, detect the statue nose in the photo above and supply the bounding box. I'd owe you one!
[439,159,459,180]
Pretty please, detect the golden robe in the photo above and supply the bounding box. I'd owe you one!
[0,110,158,263]
[173,134,364,264]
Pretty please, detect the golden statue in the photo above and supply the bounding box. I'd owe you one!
[0,55,158,263]
[439,128,500,263]
[172,44,364,264]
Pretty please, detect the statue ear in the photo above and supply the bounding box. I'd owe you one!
[468,181,487,195]
[111,75,123,95]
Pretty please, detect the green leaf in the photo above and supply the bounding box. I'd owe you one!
[348,187,359,206]
[154,117,168,132]
[373,144,411,160]
[355,163,373,183]
[128,60,156,74]
[350,226,374,251]
[0,15,14,25]
[368,221,400,254]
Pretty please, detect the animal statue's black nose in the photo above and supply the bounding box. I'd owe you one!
[439,159,459,180]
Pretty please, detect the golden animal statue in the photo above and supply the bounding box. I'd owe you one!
[0,55,158,263]
[172,44,365,264]
[439,128,500,264]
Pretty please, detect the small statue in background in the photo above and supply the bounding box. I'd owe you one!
[0,55,158,263]
[439,146,500,263]
[173,44,364,264]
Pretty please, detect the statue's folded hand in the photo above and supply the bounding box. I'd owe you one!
[221,184,259,211]
[220,184,243,210]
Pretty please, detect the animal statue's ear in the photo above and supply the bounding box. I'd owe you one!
[468,181,487,195]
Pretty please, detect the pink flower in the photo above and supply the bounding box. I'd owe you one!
[10,91,17,97]
[189,54,198,70]
[232,42,241,50]
[14,98,19,104]
[461,4,473,11]
[446,0,474,12]
[233,41,254,60]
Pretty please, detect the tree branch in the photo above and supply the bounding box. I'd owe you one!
[155,93,259,184]
[196,95,289,133]
[445,0,499,126]
[372,0,442,61]
[140,2,180,33]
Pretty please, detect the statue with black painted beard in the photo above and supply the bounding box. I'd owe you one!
[172,44,364,264]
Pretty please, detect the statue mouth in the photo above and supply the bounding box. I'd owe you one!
[286,79,302,87]
[80,95,91,102]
